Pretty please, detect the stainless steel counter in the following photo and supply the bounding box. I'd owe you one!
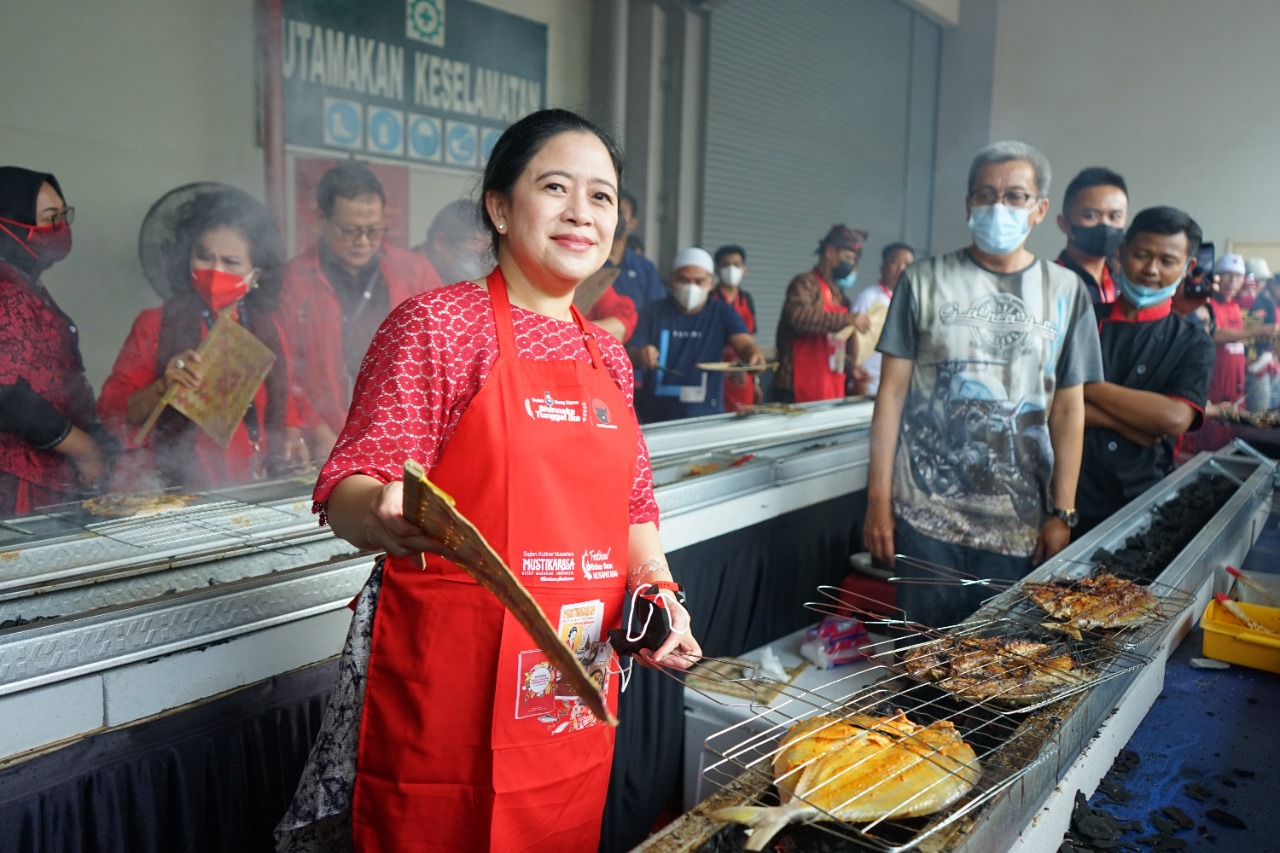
[0,401,875,761]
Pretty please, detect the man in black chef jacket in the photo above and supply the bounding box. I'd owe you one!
[1076,206,1215,536]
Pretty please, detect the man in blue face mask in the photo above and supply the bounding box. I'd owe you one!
[865,140,1103,629]
[1074,207,1216,537]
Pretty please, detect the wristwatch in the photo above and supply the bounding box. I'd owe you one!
[1052,507,1079,529]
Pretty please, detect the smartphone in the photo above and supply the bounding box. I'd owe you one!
[1186,241,1215,298]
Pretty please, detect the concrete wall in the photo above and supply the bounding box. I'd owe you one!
[930,0,1280,258]
[1,0,263,390]
[1,0,591,391]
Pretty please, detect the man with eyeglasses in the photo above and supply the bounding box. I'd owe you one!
[280,162,442,458]
[864,141,1103,628]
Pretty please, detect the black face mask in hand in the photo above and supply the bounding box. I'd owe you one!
[1071,223,1125,259]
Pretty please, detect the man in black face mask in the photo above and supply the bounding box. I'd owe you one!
[1055,167,1129,305]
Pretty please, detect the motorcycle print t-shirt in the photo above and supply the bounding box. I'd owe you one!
[877,249,1103,557]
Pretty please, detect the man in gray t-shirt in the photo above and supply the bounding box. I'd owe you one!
[864,141,1103,628]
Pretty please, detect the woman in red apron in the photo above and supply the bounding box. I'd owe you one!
[276,109,700,853]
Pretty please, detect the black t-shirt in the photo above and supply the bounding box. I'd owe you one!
[319,244,390,381]
[1079,302,1215,526]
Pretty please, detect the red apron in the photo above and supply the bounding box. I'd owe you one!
[1200,299,1247,451]
[791,273,848,402]
[352,269,637,852]
[718,288,757,412]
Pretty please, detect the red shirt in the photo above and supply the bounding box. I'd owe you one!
[315,281,658,525]
[584,284,638,340]
[279,242,443,435]
[0,262,96,495]
[712,285,757,411]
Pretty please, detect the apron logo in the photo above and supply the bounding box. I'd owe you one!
[521,550,576,582]
[591,396,617,429]
[524,392,585,423]
[581,547,618,580]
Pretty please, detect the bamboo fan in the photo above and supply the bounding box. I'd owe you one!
[401,460,616,726]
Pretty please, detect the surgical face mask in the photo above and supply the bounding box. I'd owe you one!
[674,283,707,311]
[835,270,857,290]
[1070,223,1125,259]
[0,217,73,266]
[717,264,744,287]
[968,203,1032,255]
[191,267,253,312]
[831,261,855,282]
[1116,265,1182,309]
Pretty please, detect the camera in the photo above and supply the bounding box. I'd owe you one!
[1184,241,1215,299]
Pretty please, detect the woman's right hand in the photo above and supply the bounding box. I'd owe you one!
[163,350,204,391]
[356,479,462,562]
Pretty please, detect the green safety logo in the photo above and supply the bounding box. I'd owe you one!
[406,0,445,47]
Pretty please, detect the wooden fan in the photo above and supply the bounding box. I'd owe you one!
[401,459,616,726]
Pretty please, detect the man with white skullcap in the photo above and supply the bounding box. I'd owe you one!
[1200,252,1280,449]
[627,247,764,422]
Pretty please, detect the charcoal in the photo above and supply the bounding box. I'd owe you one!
[1218,776,1237,788]
[1097,781,1131,804]
[1231,767,1256,778]
[1198,824,1217,841]
[1183,783,1213,801]
[1110,749,1140,773]
[1160,806,1193,829]
[1092,476,1235,581]
[1150,815,1177,835]
[1205,808,1247,829]
[1153,835,1187,851]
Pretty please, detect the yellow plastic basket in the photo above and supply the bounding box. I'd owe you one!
[1200,597,1280,674]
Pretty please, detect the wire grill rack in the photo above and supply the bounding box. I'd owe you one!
[806,585,1152,715]
[43,493,300,550]
[981,567,1195,650]
[702,666,1052,852]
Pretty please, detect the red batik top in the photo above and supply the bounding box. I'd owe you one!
[0,261,96,493]
[314,281,659,525]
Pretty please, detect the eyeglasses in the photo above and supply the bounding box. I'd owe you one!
[41,207,74,226]
[968,189,1039,208]
[332,224,388,243]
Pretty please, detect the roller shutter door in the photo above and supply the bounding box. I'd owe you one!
[701,0,940,349]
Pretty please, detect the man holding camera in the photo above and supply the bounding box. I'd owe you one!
[1076,207,1215,536]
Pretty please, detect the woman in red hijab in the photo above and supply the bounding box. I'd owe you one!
[0,166,110,515]
[97,188,306,490]
[276,109,701,853]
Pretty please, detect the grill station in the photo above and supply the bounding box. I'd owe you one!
[0,403,1272,852]
[642,442,1275,852]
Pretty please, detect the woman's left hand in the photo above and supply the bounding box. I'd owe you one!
[640,592,701,671]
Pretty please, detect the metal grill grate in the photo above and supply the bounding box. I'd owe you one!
[702,667,1051,852]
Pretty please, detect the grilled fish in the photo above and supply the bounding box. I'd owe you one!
[712,711,981,851]
[901,636,1084,706]
[1023,573,1159,631]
